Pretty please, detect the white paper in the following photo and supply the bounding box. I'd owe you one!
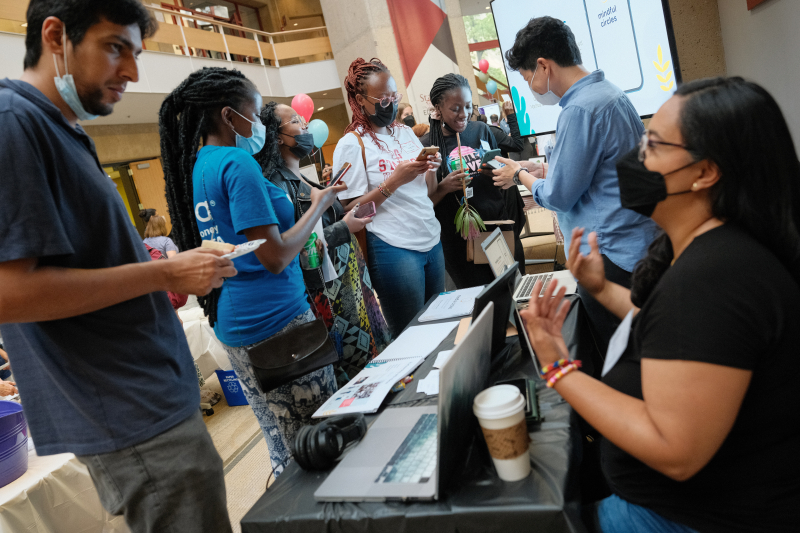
[466,187,474,199]
[311,218,339,282]
[416,370,440,396]
[433,350,453,369]
[313,321,458,417]
[418,287,484,322]
[602,310,634,377]
[372,321,459,364]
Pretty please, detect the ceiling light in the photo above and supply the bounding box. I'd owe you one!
[294,23,298,26]
[485,6,490,9]
[21,23,27,27]
[323,93,327,95]
[318,107,324,111]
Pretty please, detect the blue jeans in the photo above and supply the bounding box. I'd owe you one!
[366,233,445,338]
[598,495,698,533]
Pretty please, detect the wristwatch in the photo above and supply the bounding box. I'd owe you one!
[512,167,524,186]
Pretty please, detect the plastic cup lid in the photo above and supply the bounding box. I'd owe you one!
[473,384,525,420]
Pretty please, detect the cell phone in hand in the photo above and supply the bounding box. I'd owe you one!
[416,146,439,161]
[480,148,501,166]
[329,162,351,187]
[487,159,504,169]
[354,201,376,219]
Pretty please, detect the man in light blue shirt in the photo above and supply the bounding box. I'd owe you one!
[493,16,658,353]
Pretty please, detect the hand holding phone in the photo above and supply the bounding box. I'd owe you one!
[416,146,439,161]
[344,202,375,234]
[329,162,351,187]
[354,201,376,219]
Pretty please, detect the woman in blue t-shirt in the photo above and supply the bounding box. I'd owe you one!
[161,67,345,477]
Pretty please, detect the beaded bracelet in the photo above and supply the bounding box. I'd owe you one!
[378,182,392,198]
[546,361,582,388]
[539,358,570,377]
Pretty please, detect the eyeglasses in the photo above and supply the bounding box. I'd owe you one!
[638,130,690,162]
[362,92,403,109]
[280,115,307,128]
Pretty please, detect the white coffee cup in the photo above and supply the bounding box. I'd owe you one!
[473,384,531,481]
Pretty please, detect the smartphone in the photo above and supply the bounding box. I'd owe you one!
[416,146,439,161]
[329,162,351,187]
[486,159,504,170]
[480,148,501,166]
[354,201,376,219]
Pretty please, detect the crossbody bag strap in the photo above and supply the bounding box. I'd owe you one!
[350,131,367,171]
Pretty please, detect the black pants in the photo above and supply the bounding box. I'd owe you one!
[576,254,632,365]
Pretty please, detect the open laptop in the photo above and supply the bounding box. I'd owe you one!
[481,227,577,302]
[473,262,516,356]
[314,303,494,502]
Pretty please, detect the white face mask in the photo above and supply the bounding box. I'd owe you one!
[528,68,561,106]
[52,25,98,121]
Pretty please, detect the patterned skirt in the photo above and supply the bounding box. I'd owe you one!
[309,234,391,386]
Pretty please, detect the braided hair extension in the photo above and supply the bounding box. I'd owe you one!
[428,73,471,181]
[255,101,282,178]
[343,57,395,151]
[159,67,258,325]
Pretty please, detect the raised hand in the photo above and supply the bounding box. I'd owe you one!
[165,248,238,296]
[519,279,570,367]
[566,228,606,296]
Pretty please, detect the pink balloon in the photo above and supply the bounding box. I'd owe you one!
[291,93,314,122]
[478,59,489,74]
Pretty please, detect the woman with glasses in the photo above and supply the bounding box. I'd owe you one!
[256,102,391,386]
[522,77,800,532]
[333,58,444,338]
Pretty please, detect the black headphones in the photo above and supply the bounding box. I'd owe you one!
[292,413,367,471]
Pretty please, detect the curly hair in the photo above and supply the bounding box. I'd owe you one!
[428,73,471,181]
[343,57,396,150]
[159,67,258,326]
[255,101,282,178]
[505,16,582,72]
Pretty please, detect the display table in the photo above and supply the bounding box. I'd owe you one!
[241,295,600,533]
[0,448,129,532]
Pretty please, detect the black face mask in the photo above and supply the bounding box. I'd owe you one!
[366,100,397,128]
[616,147,698,218]
[281,131,315,159]
[402,114,416,127]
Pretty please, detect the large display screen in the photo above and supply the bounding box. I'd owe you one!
[492,0,680,135]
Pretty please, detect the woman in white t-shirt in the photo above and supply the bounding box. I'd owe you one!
[333,58,459,337]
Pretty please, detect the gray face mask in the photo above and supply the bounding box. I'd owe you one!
[53,26,98,121]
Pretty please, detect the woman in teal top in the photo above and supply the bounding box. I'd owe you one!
[161,67,344,477]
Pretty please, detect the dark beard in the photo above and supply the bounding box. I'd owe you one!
[80,87,114,117]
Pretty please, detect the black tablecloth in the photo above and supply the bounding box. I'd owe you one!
[242,295,599,533]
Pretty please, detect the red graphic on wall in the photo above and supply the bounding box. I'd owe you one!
[386,0,448,84]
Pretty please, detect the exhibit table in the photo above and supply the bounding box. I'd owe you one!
[0,448,129,533]
[242,295,599,533]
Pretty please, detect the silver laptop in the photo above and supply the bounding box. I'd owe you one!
[314,303,494,502]
[481,227,577,302]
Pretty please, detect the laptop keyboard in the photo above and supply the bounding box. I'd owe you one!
[375,413,437,484]
[516,273,554,300]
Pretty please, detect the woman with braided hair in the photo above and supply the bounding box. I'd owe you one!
[333,57,445,337]
[160,67,345,477]
[256,102,390,386]
[422,73,526,289]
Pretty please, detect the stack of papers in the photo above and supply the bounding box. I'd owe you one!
[313,321,458,417]
[418,286,484,322]
[416,370,439,396]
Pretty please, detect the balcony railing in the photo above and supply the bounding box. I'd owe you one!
[0,0,333,68]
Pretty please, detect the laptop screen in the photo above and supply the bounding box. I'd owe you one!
[483,229,515,277]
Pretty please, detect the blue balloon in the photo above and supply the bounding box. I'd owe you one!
[485,80,498,95]
[307,119,329,148]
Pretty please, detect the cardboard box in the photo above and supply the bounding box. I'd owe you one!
[521,235,566,275]
[524,207,556,236]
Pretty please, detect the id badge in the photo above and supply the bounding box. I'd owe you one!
[465,187,474,199]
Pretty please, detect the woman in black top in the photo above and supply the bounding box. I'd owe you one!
[256,102,390,385]
[522,77,800,533]
[422,74,526,289]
